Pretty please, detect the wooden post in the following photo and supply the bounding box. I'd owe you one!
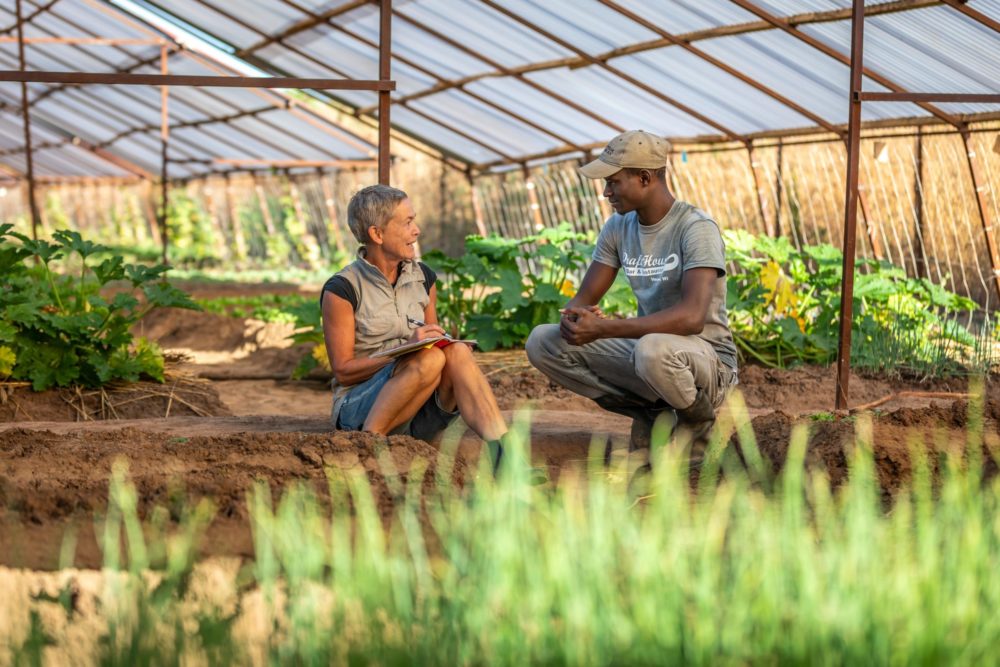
[960,130,1000,302]
[773,139,784,241]
[856,182,884,261]
[746,142,775,237]
[223,173,247,261]
[468,170,488,237]
[523,165,546,232]
[202,179,229,261]
[913,128,927,278]
[15,0,40,240]
[252,173,278,236]
[318,169,348,259]
[159,45,170,265]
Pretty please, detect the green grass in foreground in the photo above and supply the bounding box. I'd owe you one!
[7,388,1000,665]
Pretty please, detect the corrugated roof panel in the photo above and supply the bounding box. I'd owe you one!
[611,47,818,134]
[341,8,489,80]
[485,0,660,54]
[465,77,620,145]
[142,0,263,47]
[695,28,929,125]
[391,105,504,163]
[284,27,437,94]
[609,0,761,34]
[410,89,559,158]
[395,0,571,69]
[526,67,718,139]
[801,8,1000,118]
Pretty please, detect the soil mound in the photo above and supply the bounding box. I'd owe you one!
[737,400,1000,498]
[0,378,231,422]
[0,427,476,569]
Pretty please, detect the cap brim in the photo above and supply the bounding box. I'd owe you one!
[577,158,621,179]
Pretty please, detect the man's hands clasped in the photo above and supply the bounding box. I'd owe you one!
[559,305,607,346]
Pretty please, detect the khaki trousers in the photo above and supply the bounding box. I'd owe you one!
[525,323,737,411]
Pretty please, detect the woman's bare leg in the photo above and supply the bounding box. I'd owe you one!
[363,347,445,435]
[436,343,507,441]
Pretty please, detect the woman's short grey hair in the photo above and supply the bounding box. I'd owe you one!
[347,184,409,244]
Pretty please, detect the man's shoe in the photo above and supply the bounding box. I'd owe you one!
[628,409,677,452]
[674,389,716,444]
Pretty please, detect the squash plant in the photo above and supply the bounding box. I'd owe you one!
[0,224,198,390]
[424,223,596,351]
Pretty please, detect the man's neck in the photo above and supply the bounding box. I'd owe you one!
[636,190,676,226]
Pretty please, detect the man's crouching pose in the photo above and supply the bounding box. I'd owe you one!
[526,131,739,462]
[321,184,508,469]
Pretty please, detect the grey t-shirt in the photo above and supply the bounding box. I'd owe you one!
[592,200,738,370]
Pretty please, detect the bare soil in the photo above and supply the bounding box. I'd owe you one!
[2,291,997,570]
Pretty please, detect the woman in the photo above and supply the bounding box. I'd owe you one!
[321,184,508,467]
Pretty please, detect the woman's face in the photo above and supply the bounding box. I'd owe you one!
[373,198,420,260]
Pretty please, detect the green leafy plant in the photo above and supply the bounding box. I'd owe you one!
[424,222,598,351]
[723,229,986,375]
[195,293,312,324]
[0,224,199,390]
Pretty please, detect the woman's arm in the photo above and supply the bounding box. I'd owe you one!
[322,291,391,386]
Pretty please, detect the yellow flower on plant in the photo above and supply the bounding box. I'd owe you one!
[0,345,15,378]
[311,343,331,371]
[558,279,576,298]
[760,261,807,333]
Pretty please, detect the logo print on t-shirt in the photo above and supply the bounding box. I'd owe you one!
[621,251,680,280]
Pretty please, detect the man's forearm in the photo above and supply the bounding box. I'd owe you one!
[596,308,704,339]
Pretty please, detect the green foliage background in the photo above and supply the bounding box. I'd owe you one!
[0,225,199,390]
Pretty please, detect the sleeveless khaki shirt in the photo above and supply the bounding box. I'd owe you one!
[323,249,431,424]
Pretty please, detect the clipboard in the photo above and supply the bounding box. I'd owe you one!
[370,336,478,360]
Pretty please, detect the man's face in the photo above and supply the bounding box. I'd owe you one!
[376,198,420,260]
[602,170,645,214]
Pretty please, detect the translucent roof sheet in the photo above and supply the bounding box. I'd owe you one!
[126,0,1000,171]
[0,0,377,180]
[4,0,1000,176]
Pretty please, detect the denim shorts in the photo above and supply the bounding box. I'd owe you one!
[334,360,460,442]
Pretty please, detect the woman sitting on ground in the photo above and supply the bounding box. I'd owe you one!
[320,184,507,468]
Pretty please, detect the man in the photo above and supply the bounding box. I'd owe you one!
[321,184,508,469]
[526,130,738,460]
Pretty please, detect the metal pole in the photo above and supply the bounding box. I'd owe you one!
[159,45,169,266]
[960,130,1000,302]
[378,0,391,185]
[15,0,40,240]
[835,0,865,411]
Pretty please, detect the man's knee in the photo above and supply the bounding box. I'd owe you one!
[633,334,691,388]
[526,323,562,367]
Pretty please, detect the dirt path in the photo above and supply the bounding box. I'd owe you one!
[2,294,997,571]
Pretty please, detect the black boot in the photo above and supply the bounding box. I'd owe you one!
[674,389,716,445]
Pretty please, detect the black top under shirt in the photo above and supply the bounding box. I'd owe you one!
[321,262,436,311]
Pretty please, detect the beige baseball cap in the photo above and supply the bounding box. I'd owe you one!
[578,130,670,179]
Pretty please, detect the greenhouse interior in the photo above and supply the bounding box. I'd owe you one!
[2,0,1000,663]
